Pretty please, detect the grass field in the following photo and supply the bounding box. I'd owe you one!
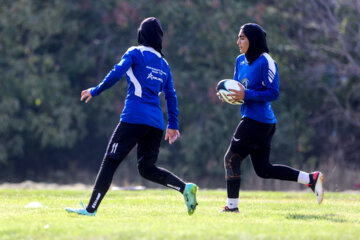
[0,189,359,240]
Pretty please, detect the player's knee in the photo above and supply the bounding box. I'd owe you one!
[253,165,272,179]
[255,170,270,179]
[137,154,158,178]
[137,163,148,178]
[224,150,243,180]
[137,162,154,179]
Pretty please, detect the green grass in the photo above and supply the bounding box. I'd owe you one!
[0,189,359,240]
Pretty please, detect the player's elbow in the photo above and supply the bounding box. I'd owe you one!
[269,89,279,101]
[273,90,279,100]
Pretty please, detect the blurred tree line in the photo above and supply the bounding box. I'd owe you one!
[0,0,359,190]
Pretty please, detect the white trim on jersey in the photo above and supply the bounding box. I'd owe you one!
[263,53,276,83]
[126,67,142,97]
[139,46,162,58]
[129,45,169,65]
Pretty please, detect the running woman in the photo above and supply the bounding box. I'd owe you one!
[65,17,198,216]
[217,23,324,212]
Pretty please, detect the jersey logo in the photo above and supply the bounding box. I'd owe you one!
[147,72,154,80]
[147,72,163,82]
[241,78,249,89]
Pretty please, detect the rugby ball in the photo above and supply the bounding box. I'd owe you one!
[216,79,244,105]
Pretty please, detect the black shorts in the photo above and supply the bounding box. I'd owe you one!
[230,117,276,153]
[105,121,163,165]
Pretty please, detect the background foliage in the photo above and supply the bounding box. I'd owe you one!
[1,0,359,190]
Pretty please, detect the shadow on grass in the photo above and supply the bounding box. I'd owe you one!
[286,213,349,223]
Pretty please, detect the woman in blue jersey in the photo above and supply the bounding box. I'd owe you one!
[65,17,198,216]
[218,23,324,212]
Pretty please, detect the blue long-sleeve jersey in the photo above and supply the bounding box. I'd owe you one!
[91,46,179,130]
[234,53,279,124]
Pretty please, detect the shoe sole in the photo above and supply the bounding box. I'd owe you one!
[220,208,239,213]
[188,185,198,216]
[315,173,324,204]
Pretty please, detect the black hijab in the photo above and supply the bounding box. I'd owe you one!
[241,23,269,65]
[137,17,164,56]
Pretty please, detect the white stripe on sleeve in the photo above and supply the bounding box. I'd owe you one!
[263,53,276,83]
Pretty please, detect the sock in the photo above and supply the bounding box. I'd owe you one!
[227,198,239,209]
[297,171,310,185]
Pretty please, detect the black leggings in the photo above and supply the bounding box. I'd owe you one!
[86,122,185,213]
[224,118,299,198]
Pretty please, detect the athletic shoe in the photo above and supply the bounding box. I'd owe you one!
[220,206,239,213]
[183,183,198,216]
[306,171,324,204]
[65,201,96,216]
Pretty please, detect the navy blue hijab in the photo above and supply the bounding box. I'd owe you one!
[137,17,164,56]
[241,23,269,65]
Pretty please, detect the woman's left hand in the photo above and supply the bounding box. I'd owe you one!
[165,129,180,144]
[81,88,93,103]
[227,83,245,103]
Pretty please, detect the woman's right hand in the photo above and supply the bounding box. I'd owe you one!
[81,88,93,103]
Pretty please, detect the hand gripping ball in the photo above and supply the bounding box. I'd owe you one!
[216,79,244,105]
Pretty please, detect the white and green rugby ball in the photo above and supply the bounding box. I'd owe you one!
[216,79,244,105]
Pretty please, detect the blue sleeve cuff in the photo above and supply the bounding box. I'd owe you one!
[167,122,179,130]
[90,87,98,97]
[244,89,254,101]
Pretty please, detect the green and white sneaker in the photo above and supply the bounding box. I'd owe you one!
[65,201,96,216]
[183,183,198,216]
